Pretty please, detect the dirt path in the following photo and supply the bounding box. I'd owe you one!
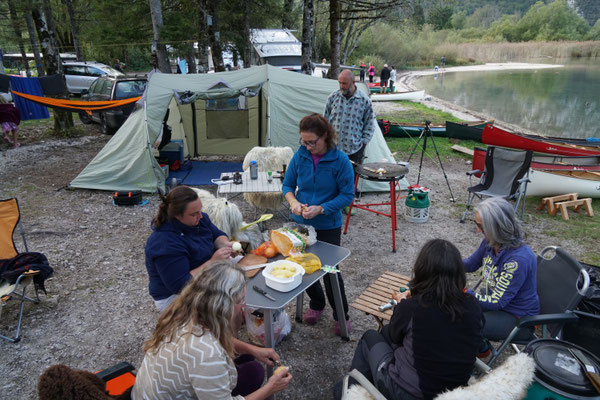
[0,115,589,399]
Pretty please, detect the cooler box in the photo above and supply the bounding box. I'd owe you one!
[159,140,183,165]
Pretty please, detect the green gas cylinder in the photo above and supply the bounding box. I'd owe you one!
[405,189,430,209]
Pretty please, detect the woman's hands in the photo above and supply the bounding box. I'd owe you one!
[391,290,411,303]
[251,346,280,366]
[265,368,293,394]
[290,200,307,216]
[301,205,322,220]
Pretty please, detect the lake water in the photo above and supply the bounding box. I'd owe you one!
[413,60,600,139]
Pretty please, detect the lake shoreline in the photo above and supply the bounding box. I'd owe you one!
[395,62,565,136]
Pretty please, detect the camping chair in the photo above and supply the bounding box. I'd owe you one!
[0,198,41,343]
[484,246,589,367]
[460,146,532,223]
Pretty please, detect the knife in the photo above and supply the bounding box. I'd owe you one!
[241,263,270,272]
[569,348,600,393]
[253,285,276,301]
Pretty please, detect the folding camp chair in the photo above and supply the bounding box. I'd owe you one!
[460,146,532,223]
[0,198,41,343]
[484,246,589,367]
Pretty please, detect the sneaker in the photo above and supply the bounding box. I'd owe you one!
[343,206,356,216]
[334,320,351,336]
[303,308,324,325]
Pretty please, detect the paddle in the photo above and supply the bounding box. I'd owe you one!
[240,214,273,231]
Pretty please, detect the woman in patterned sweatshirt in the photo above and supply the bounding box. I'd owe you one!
[132,261,292,400]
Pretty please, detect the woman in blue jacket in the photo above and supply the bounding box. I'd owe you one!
[282,113,355,335]
[145,186,235,311]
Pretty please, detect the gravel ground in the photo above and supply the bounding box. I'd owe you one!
[0,109,591,399]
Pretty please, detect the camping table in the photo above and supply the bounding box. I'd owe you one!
[245,240,351,380]
[217,171,282,198]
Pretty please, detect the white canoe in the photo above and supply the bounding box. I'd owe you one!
[527,168,600,198]
[371,89,425,102]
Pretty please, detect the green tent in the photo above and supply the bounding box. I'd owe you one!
[70,65,406,193]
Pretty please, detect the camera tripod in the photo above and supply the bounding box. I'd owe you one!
[407,121,455,202]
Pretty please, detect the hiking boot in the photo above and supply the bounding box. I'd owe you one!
[343,206,356,216]
[334,320,351,336]
[303,308,324,325]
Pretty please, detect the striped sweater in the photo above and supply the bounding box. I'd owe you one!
[132,325,243,400]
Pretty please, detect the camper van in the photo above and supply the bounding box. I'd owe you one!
[250,29,302,72]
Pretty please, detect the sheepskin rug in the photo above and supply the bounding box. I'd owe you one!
[435,353,536,400]
[345,384,375,400]
[242,146,294,210]
[190,188,266,249]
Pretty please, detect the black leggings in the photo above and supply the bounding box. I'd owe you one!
[305,227,349,320]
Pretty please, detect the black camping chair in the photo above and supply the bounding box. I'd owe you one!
[460,146,532,223]
[485,246,590,367]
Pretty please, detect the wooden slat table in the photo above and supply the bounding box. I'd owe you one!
[351,271,410,331]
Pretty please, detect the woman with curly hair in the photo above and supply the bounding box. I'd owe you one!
[145,185,235,311]
[132,261,292,400]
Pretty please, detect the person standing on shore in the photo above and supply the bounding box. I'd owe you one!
[389,66,397,93]
[368,63,375,83]
[379,64,390,93]
[441,55,446,70]
[359,62,366,82]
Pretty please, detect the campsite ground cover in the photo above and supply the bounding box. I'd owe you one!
[1,116,598,399]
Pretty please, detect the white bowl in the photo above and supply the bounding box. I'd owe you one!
[262,260,305,292]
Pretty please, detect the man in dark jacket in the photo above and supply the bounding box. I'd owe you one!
[379,64,391,93]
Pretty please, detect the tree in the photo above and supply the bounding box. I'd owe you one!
[32,0,74,135]
[7,0,31,77]
[62,0,82,60]
[328,0,341,79]
[149,0,171,72]
[427,4,453,30]
[24,10,45,77]
[207,0,224,72]
[301,0,314,75]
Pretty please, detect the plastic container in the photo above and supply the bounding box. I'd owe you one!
[405,189,430,223]
[250,160,258,180]
[262,260,305,292]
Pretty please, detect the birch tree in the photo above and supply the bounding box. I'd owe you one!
[301,0,314,75]
[149,0,171,73]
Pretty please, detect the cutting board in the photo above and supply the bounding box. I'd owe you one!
[238,254,268,278]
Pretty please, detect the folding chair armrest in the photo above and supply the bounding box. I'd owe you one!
[466,169,482,176]
[96,361,136,382]
[517,312,579,329]
[518,176,531,184]
[13,270,40,285]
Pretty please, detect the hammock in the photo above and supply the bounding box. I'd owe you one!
[11,91,141,115]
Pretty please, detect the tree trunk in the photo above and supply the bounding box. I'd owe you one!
[8,0,31,77]
[32,0,74,135]
[63,0,83,61]
[186,44,197,73]
[301,0,314,75]
[25,11,45,77]
[282,0,294,29]
[196,0,210,72]
[149,0,171,73]
[243,0,251,68]
[207,0,224,72]
[328,0,341,79]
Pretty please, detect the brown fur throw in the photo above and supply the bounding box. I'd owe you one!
[38,364,132,400]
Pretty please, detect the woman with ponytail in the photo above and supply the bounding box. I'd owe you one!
[145,186,235,311]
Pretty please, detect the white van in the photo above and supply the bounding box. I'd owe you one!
[62,61,123,94]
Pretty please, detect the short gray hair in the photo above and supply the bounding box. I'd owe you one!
[475,197,523,249]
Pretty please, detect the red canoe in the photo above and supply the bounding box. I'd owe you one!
[482,125,600,157]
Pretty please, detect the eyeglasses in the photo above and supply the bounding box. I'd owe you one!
[299,136,321,148]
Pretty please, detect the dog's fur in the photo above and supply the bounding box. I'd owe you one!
[242,146,294,210]
[38,364,132,400]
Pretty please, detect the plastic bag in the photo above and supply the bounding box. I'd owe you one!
[286,253,322,274]
[270,223,317,256]
[244,307,291,346]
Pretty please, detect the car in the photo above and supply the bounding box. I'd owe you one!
[79,75,147,134]
[63,61,123,94]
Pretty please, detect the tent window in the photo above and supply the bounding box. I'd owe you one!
[206,108,249,139]
[206,96,247,111]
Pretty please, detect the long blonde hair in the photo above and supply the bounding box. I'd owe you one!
[143,260,247,356]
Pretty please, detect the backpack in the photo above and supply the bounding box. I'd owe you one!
[0,252,54,294]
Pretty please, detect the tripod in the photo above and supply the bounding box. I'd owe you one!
[407,121,455,202]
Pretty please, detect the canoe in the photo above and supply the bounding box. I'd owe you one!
[371,90,424,102]
[380,120,489,138]
[527,169,600,198]
[482,125,600,157]
[472,147,600,173]
[445,121,490,142]
[369,87,396,94]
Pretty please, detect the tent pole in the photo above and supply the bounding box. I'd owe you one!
[191,102,198,157]
[144,101,166,194]
[258,90,263,147]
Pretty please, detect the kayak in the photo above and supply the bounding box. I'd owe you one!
[445,121,491,142]
[527,169,600,198]
[371,90,424,102]
[380,120,489,138]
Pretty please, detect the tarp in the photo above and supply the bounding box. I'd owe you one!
[9,76,49,120]
[70,65,405,194]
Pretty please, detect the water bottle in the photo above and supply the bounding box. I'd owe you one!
[250,160,258,180]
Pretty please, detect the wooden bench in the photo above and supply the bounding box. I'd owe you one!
[351,271,410,331]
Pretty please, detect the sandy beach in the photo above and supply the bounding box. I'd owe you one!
[393,62,564,134]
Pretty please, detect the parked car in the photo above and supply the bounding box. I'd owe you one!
[63,61,123,94]
[79,75,147,134]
